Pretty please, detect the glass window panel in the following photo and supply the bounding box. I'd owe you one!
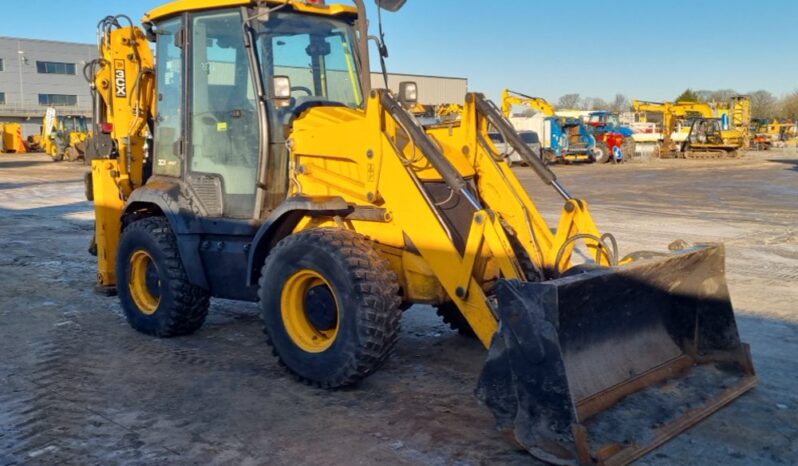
[152,18,184,177]
[190,9,259,218]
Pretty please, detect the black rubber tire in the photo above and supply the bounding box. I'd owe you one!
[621,138,636,162]
[593,141,611,163]
[117,217,210,337]
[436,301,475,337]
[259,228,402,388]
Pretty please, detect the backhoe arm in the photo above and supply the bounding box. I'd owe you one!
[501,89,556,117]
[85,18,155,290]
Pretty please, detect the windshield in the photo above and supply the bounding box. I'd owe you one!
[61,116,88,133]
[588,113,619,126]
[255,12,363,110]
[520,132,539,144]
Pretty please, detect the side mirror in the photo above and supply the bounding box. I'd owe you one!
[272,75,292,107]
[398,81,418,106]
[375,0,406,12]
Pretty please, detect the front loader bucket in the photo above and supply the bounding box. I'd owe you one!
[476,244,756,466]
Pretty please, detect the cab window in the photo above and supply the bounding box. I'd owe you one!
[190,9,259,218]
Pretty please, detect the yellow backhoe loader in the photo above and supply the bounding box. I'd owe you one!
[83,1,755,464]
[42,107,91,162]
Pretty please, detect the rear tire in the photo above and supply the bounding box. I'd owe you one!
[259,228,402,388]
[117,217,210,337]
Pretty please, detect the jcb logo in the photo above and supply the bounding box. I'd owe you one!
[114,60,127,98]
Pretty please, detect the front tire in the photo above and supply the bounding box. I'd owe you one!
[436,301,475,337]
[593,142,611,163]
[259,228,402,388]
[117,217,210,337]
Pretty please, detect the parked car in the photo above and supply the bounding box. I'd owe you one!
[487,130,543,165]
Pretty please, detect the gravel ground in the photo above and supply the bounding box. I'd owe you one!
[0,150,796,465]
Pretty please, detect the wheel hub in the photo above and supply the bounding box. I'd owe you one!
[280,269,340,353]
[129,250,161,315]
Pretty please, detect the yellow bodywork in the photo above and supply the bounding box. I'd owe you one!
[289,92,610,346]
[89,25,155,289]
[86,13,612,347]
[0,123,27,154]
[144,0,356,21]
[83,3,757,464]
[435,103,463,121]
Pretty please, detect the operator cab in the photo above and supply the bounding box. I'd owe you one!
[147,3,364,219]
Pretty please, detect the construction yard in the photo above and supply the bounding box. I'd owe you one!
[0,150,796,465]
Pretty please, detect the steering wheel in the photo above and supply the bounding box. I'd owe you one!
[196,112,220,126]
[291,86,313,97]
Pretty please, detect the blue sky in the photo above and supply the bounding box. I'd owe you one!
[5,0,797,102]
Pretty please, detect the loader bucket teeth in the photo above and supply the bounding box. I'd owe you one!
[476,244,756,466]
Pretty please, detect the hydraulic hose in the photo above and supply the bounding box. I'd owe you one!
[380,91,482,210]
[553,233,618,277]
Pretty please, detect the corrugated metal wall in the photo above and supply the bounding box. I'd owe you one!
[370,73,468,105]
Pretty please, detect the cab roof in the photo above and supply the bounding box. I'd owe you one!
[144,0,357,23]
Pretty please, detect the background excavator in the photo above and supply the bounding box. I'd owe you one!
[41,107,91,162]
[633,99,749,158]
[502,89,610,164]
[82,1,755,464]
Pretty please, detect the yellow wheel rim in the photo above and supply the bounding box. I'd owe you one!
[280,269,340,353]
[129,250,161,315]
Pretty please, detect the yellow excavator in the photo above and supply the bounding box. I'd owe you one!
[633,100,747,158]
[434,103,463,121]
[83,1,755,464]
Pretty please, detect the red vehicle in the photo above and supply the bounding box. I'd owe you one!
[586,111,636,162]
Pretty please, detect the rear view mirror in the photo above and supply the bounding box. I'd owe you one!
[398,81,418,106]
[375,0,406,12]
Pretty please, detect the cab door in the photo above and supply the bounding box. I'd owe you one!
[188,8,260,219]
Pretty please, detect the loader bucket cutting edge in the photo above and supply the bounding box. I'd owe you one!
[476,244,756,466]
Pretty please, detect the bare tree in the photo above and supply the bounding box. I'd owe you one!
[710,89,738,103]
[696,89,739,104]
[558,94,582,110]
[585,98,610,111]
[610,94,630,113]
[749,90,778,119]
[780,90,798,120]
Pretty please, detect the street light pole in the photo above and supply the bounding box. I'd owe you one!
[17,43,25,112]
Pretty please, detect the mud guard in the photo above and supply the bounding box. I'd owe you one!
[476,244,756,466]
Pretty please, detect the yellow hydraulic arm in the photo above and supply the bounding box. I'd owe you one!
[502,89,555,117]
[85,17,155,291]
